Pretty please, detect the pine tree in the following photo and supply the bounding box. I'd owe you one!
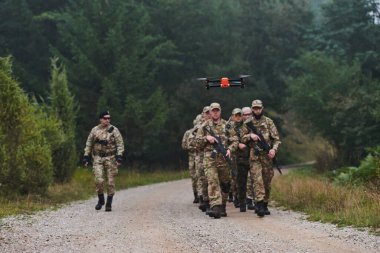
[49,57,78,182]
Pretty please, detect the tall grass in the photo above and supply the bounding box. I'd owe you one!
[0,167,188,218]
[272,168,380,230]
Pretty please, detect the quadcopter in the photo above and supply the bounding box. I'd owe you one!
[197,75,250,90]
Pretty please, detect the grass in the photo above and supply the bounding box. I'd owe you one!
[272,168,380,232]
[0,167,188,218]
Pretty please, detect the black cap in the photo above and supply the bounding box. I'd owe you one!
[99,111,110,119]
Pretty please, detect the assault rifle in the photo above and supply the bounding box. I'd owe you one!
[204,126,233,166]
[245,121,282,174]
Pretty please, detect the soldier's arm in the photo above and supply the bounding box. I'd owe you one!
[195,125,207,149]
[269,120,281,151]
[181,131,190,150]
[84,128,97,156]
[113,127,125,156]
[240,124,251,144]
[227,128,238,153]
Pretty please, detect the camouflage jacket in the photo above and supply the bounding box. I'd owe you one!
[181,130,191,150]
[84,124,124,157]
[195,119,238,155]
[240,115,281,158]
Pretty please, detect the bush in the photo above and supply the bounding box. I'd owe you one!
[0,57,53,195]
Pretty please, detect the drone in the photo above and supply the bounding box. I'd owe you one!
[197,75,250,90]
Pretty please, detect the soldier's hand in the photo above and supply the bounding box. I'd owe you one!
[116,155,123,167]
[250,133,260,141]
[268,149,276,159]
[82,155,91,167]
[226,149,231,158]
[238,143,247,150]
[206,135,216,144]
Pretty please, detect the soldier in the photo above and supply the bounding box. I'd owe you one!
[196,103,238,219]
[182,124,198,203]
[83,111,124,212]
[192,106,211,213]
[226,108,242,209]
[240,100,281,217]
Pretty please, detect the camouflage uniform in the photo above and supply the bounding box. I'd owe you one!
[84,124,124,196]
[196,115,238,211]
[240,103,281,210]
[182,129,198,200]
[225,118,238,205]
[234,120,252,208]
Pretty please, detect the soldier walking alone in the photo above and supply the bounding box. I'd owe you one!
[82,111,124,212]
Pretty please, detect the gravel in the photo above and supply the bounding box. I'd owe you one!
[0,179,379,253]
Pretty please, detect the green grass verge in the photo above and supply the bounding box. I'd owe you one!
[272,168,380,232]
[0,167,188,218]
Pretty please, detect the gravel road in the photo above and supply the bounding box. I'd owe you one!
[0,179,379,253]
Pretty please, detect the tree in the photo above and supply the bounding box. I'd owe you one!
[49,57,78,182]
[288,51,380,167]
[0,57,53,195]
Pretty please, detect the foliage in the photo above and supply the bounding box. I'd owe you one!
[272,168,380,230]
[0,57,53,195]
[332,146,380,187]
[288,51,380,167]
[49,57,78,182]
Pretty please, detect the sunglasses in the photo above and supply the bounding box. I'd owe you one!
[243,113,252,116]
[103,117,111,120]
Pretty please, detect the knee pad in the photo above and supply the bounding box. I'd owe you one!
[220,182,231,194]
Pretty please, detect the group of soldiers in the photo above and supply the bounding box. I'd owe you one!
[182,100,281,219]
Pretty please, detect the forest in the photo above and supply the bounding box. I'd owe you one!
[1,0,379,195]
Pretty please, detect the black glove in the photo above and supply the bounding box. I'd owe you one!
[116,155,123,164]
[82,155,91,166]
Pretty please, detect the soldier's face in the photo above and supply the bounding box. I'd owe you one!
[203,111,210,120]
[100,115,111,127]
[232,114,242,122]
[210,108,221,120]
[242,111,252,121]
[252,107,263,116]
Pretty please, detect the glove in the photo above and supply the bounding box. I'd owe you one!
[82,155,91,166]
[116,155,123,164]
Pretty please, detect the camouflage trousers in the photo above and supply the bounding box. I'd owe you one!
[246,171,254,200]
[93,155,118,195]
[250,153,274,203]
[188,152,198,195]
[195,152,208,200]
[204,154,231,208]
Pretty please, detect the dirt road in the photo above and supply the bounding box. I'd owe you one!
[0,179,379,253]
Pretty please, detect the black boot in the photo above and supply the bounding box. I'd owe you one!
[239,201,246,212]
[95,194,105,210]
[199,197,208,212]
[228,192,233,202]
[105,195,113,212]
[233,196,240,208]
[205,201,212,216]
[193,192,199,204]
[220,204,227,217]
[246,198,255,210]
[208,205,221,219]
[263,202,271,215]
[256,201,265,217]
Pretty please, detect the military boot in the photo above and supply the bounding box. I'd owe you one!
[220,204,227,217]
[246,198,255,210]
[105,195,113,212]
[256,201,265,217]
[263,202,271,215]
[239,200,246,212]
[95,194,105,210]
[208,205,221,219]
[205,201,212,216]
[233,195,240,208]
[228,192,233,203]
[193,192,199,204]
